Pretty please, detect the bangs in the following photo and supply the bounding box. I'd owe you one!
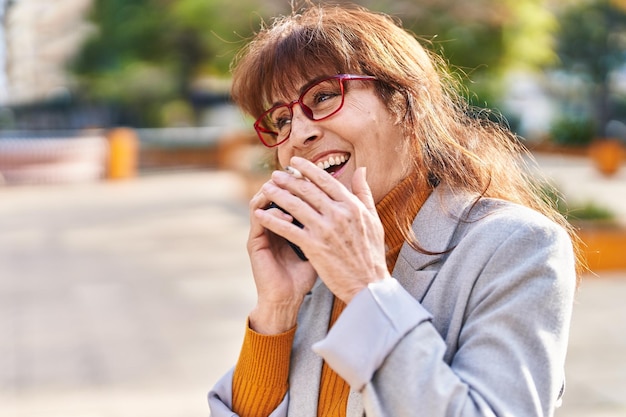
[232,17,362,118]
[269,30,357,101]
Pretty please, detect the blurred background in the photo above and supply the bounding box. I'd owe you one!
[0,0,625,416]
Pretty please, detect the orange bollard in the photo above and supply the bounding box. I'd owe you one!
[589,138,624,177]
[106,127,138,180]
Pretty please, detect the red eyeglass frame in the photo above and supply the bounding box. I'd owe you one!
[253,74,377,148]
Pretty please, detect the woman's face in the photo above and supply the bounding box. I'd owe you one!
[274,78,411,203]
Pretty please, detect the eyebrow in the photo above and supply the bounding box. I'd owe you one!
[269,74,332,108]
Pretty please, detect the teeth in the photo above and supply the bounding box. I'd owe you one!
[317,154,349,171]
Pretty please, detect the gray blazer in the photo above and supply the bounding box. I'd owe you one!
[209,185,577,417]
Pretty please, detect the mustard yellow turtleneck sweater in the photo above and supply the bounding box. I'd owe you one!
[232,174,432,417]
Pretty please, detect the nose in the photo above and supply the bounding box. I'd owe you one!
[288,104,321,147]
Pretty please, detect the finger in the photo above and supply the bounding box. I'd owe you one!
[248,180,293,243]
[249,180,276,211]
[289,156,352,202]
[248,196,275,243]
[254,206,308,246]
[351,167,376,214]
[266,172,328,221]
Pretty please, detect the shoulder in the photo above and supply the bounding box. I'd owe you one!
[443,195,576,288]
[417,185,571,251]
[421,192,576,317]
[460,196,570,248]
[405,185,573,271]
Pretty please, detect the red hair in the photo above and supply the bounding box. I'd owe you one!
[231,3,585,275]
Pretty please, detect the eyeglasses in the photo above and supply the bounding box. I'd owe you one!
[253,74,377,148]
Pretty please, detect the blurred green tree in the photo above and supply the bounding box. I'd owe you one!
[70,0,557,126]
[554,0,626,136]
[355,0,558,107]
[70,0,281,126]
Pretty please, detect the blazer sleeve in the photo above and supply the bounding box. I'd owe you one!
[313,212,577,417]
[208,368,290,417]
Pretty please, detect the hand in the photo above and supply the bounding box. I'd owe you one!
[257,157,390,304]
[246,182,318,334]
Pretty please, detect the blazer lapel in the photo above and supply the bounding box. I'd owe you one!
[393,185,476,300]
[288,279,334,415]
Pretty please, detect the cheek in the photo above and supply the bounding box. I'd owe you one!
[276,148,289,169]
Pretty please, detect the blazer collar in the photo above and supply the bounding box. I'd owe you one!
[397,183,477,271]
[391,184,478,305]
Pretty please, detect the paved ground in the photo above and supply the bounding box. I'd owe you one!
[0,153,625,417]
[0,171,257,417]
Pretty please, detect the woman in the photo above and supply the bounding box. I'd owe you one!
[209,3,581,417]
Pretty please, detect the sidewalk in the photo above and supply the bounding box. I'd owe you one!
[0,156,625,416]
[0,171,258,417]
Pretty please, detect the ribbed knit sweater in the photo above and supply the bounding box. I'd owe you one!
[232,174,431,417]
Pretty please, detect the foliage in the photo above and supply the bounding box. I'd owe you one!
[354,0,558,106]
[556,0,626,84]
[541,182,616,223]
[69,0,559,126]
[549,115,596,146]
[553,0,626,135]
[568,201,616,222]
[69,0,279,126]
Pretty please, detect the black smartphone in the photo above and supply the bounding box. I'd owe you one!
[267,202,308,261]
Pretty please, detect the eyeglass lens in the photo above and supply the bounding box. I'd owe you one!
[257,77,345,146]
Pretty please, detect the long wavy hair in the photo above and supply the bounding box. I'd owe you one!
[230,2,585,275]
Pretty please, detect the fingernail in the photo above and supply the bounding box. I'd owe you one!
[271,170,289,181]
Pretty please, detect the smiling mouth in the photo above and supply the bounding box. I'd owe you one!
[316,153,350,176]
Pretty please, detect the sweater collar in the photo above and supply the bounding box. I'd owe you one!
[375,173,433,271]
